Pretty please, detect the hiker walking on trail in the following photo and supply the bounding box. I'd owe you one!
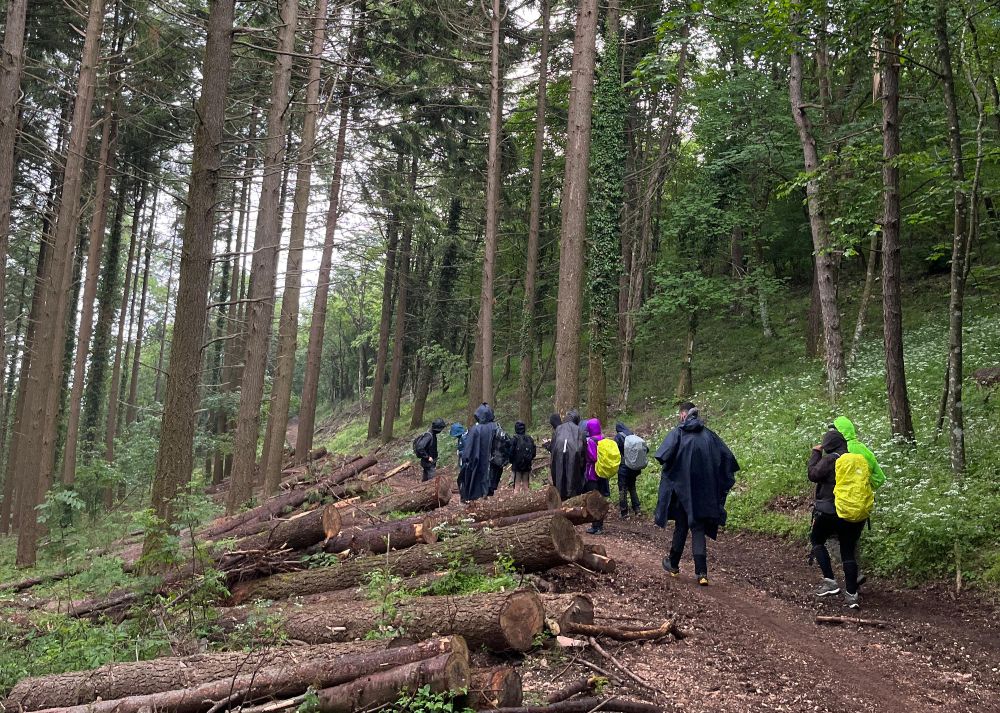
[460,404,501,502]
[832,416,887,490]
[413,418,446,482]
[808,427,874,609]
[510,421,537,493]
[614,422,648,518]
[550,409,585,500]
[655,402,739,586]
[584,419,620,535]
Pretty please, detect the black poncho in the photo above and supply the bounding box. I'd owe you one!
[460,403,499,502]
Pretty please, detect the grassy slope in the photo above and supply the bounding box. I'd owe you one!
[319,273,1000,585]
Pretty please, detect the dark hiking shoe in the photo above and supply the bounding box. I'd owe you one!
[619,509,629,519]
[662,558,680,577]
[632,507,642,517]
[586,525,604,535]
[856,573,867,589]
[843,590,860,609]
[697,575,710,586]
[815,578,841,598]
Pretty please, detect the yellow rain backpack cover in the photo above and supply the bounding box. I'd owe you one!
[834,452,874,522]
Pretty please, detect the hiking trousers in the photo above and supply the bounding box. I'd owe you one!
[669,507,708,576]
[585,477,611,530]
[618,466,642,514]
[420,459,436,482]
[811,511,865,594]
[513,470,531,493]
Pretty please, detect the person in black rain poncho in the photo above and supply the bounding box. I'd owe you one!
[654,402,739,586]
[460,403,501,502]
[549,409,585,500]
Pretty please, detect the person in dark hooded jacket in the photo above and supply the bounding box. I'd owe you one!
[808,428,865,609]
[415,418,446,481]
[655,402,739,585]
[543,413,562,452]
[460,403,500,502]
[549,410,585,499]
[614,422,644,518]
[509,421,536,492]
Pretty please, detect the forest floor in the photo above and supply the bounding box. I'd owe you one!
[387,463,1000,713]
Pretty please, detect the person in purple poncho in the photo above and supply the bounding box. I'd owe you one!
[583,418,611,535]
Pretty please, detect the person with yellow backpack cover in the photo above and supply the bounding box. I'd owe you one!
[583,418,620,535]
[808,428,876,609]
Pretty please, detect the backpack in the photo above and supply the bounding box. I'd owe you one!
[595,438,621,479]
[622,434,648,471]
[413,431,433,459]
[834,452,874,523]
[490,427,511,469]
[510,434,535,470]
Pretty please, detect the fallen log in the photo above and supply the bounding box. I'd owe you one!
[229,513,583,603]
[576,544,616,574]
[815,615,890,628]
[314,652,469,713]
[199,456,377,540]
[0,569,82,593]
[465,667,523,709]
[15,637,467,713]
[4,639,458,711]
[226,504,342,554]
[467,507,593,531]
[562,621,679,642]
[561,492,609,524]
[484,698,663,713]
[218,590,544,652]
[461,487,561,521]
[316,513,440,555]
[546,677,602,704]
[361,475,451,517]
[539,594,594,634]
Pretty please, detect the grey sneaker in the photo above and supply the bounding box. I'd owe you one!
[815,578,841,597]
[843,590,860,609]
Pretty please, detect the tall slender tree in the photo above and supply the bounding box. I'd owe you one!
[144,0,237,554]
[228,0,300,512]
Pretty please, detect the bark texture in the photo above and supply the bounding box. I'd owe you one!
[318,514,439,555]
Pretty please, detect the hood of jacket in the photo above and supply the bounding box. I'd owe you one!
[615,422,633,437]
[515,421,527,435]
[549,413,562,430]
[832,416,857,442]
[680,410,704,433]
[586,418,603,439]
[567,409,581,425]
[449,423,466,438]
[821,428,848,454]
[475,403,495,424]
[431,418,446,434]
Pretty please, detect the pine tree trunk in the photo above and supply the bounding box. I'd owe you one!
[789,4,846,400]
[517,0,550,426]
[125,186,157,427]
[153,212,178,403]
[228,0,300,512]
[382,156,417,443]
[553,0,599,415]
[0,0,28,432]
[260,0,328,491]
[144,0,237,555]
[675,312,696,400]
[12,0,106,566]
[295,24,359,461]
[849,230,880,366]
[936,0,968,472]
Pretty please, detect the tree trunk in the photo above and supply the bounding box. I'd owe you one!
[0,0,28,435]
[126,185,158,426]
[227,0,300,512]
[12,0,106,566]
[295,26,359,462]
[674,312,696,400]
[361,473,450,516]
[516,0,550,426]
[553,0,599,415]
[5,638,466,712]
[229,513,583,603]
[476,0,505,409]
[153,212,177,403]
[220,590,544,652]
[539,593,595,634]
[223,503,343,554]
[789,5,846,400]
[936,0,968,472]
[317,513,439,555]
[849,230,880,366]
[562,491,610,523]
[367,201,402,439]
[447,485,561,523]
[382,155,418,443]
[144,0,237,555]
[259,0,329,491]
[465,667,523,710]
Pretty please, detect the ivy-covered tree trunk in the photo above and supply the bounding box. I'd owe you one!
[586,18,626,424]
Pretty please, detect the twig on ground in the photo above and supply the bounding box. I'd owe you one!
[588,637,663,695]
[815,615,890,627]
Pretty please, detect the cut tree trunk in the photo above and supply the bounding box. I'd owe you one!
[314,653,468,713]
[465,667,523,710]
[219,590,544,652]
[15,638,467,713]
[5,639,466,711]
[318,514,440,555]
[224,504,343,553]
[362,474,451,516]
[229,513,583,603]
[540,593,595,634]
[576,544,616,573]
[563,620,679,641]
[562,492,610,523]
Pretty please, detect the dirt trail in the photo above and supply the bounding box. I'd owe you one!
[529,515,1000,713]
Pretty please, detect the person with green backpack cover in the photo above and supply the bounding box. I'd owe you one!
[808,428,875,609]
[832,416,886,490]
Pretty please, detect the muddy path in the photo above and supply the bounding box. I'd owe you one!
[524,514,1000,713]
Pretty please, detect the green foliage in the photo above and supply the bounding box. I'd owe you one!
[420,551,517,596]
[393,685,472,713]
[363,568,410,639]
[295,688,321,713]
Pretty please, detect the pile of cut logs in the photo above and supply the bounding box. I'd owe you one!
[2,451,679,712]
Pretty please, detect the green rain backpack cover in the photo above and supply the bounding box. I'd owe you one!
[834,452,874,523]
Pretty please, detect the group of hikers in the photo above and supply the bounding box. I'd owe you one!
[412,402,884,608]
